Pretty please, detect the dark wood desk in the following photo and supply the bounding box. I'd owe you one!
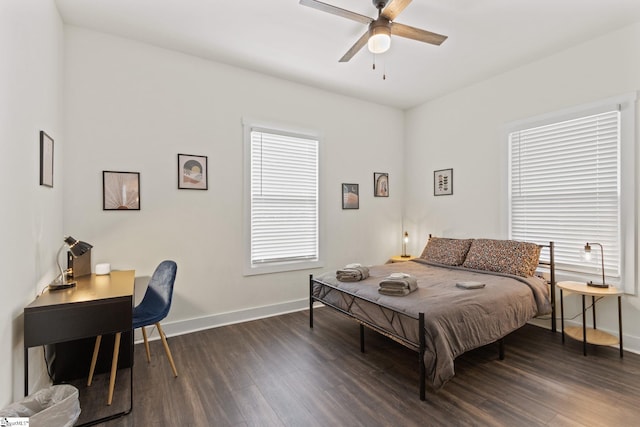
[24,271,135,426]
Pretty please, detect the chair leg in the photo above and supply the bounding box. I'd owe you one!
[87,335,102,386]
[156,323,178,377]
[107,332,121,406]
[141,326,151,363]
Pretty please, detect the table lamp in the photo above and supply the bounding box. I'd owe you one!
[401,231,410,258]
[583,242,608,288]
[49,236,93,290]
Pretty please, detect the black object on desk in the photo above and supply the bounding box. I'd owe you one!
[24,271,135,426]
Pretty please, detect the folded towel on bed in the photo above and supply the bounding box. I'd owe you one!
[378,287,412,296]
[336,265,370,282]
[456,281,485,289]
[378,274,418,296]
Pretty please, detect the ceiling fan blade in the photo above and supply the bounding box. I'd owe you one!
[339,31,370,62]
[391,22,447,46]
[300,0,372,25]
[382,0,412,21]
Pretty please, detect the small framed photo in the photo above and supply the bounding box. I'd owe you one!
[178,154,208,190]
[39,131,54,187]
[103,171,140,210]
[342,183,359,209]
[434,168,453,196]
[373,172,389,197]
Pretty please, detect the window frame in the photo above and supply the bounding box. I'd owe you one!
[242,118,323,276]
[505,93,637,294]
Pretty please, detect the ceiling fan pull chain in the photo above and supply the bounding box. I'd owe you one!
[372,53,376,70]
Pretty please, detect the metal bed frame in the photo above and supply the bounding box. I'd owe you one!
[309,242,556,400]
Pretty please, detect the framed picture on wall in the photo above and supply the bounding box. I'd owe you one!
[373,172,389,197]
[342,183,359,209]
[178,153,208,190]
[39,131,54,188]
[103,171,140,210]
[434,168,453,196]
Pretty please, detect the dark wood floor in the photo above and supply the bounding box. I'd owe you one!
[79,307,640,426]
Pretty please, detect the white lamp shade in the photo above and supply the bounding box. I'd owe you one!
[368,32,391,54]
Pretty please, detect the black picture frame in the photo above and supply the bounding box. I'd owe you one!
[178,153,208,190]
[103,171,141,210]
[434,168,453,196]
[342,183,359,209]
[39,131,54,187]
[373,172,389,197]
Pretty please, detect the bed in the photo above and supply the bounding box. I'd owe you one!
[309,237,556,400]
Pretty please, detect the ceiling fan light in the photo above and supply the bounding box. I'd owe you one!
[368,27,391,54]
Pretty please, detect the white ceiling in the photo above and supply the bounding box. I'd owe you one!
[54,0,640,110]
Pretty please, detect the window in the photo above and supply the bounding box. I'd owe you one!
[243,122,321,275]
[507,94,636,294]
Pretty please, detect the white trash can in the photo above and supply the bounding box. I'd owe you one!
[0,384,80,427]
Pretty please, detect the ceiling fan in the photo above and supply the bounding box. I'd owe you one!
[300,0,448,62]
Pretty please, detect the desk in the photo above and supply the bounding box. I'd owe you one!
[24,271,135,426]
[557,280,623,357]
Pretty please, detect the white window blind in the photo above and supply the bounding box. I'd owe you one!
[509,110,621,277]
[249,128,319,268]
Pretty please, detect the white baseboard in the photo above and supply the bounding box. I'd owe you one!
[24,347,54,397]
[134,298,309,343]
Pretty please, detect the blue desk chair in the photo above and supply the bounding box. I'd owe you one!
[134,260,179,377]
[88,260,178,404]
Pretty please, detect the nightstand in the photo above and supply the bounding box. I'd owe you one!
[388,255,417,263]
[557,281,623,357]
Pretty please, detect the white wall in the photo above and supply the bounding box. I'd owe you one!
[62,28,405,335]
[405,22,640,352]
[0,0,64,404]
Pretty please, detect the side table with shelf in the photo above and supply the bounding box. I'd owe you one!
[557,280,623,357]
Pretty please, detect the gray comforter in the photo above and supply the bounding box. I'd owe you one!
[313,259,551,389]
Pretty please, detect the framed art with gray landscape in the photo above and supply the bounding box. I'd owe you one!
[103,171,140,210]
[178,153,208,190]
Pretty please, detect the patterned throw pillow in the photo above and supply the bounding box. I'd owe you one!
[420,237,474,266]
[462,239,541,277]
